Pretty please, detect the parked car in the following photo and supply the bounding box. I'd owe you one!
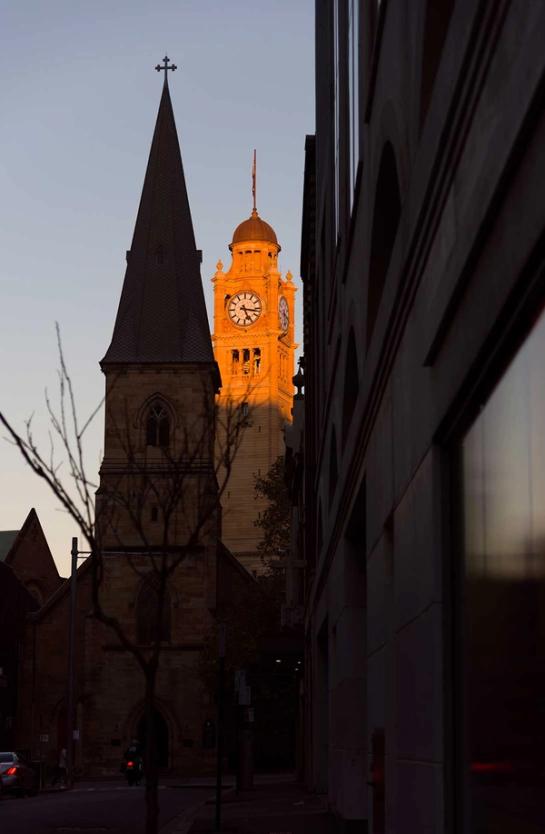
[0,752,38,796]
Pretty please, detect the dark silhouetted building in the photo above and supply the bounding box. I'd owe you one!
[298,2,545,831]
[15,77,260,776]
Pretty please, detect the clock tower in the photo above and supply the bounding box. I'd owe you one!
[212,198,296,574]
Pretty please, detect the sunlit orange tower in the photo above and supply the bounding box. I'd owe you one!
[212,158,296,574]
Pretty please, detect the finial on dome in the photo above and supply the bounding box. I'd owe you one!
[216,259,224,272]
[252,149,257,213]
[286,270,293,282]
[229,155,281,250]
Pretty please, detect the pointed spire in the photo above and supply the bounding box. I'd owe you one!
[102,77,214,367]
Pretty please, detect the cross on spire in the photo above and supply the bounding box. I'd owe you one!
[155,55,177,84]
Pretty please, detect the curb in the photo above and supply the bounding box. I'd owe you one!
[160,788,236,834]
[159,791,213,834]
[171,783,235,790]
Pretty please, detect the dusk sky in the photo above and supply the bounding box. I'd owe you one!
[0,0,314,575]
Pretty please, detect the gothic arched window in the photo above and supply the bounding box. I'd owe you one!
[136,577,171,644]
[25,582,43,608]
[145,401,170,447]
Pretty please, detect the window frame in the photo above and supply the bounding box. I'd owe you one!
[145,400,171,448]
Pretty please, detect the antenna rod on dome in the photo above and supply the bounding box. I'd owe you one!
[252,149,257,214]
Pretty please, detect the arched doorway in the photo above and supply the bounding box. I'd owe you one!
[136,709,169,768]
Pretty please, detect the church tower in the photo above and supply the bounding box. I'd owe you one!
[94,65,222,773]
[16,64,263,779]
[212,167,296,574]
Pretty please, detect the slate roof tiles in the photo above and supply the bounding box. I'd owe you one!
[102,81,214,366]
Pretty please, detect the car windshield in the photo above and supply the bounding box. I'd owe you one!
[0,753,15,763]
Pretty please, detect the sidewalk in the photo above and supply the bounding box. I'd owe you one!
[183,776,330,833]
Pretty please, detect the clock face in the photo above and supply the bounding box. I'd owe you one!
[228,291,262,327]
[278,296,289,331]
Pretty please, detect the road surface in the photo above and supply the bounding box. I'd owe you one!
[0,782,207,834]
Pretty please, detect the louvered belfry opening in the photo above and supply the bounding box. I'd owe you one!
[145,401,170,447]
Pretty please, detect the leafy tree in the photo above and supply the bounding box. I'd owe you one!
[199,456,291,695]
[254,455,291,598]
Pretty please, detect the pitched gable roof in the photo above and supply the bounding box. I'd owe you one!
[101,81,215,367]
[4,509,62,599]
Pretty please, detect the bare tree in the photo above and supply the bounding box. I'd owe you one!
[1,326,250,834]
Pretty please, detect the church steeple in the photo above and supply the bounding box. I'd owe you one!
[102,76,214,369]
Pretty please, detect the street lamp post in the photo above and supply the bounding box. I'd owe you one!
[66,537,90,788]
[215,623,226,832]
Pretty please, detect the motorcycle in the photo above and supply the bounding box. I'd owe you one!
[125,756,143,786]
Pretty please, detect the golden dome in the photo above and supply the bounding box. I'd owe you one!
[230,208,280,250]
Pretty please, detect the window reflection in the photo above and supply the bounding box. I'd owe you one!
[333,0,340,240]
[348,0,359,212]
[462,310,545,831]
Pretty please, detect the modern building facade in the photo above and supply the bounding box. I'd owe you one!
[299,2,545,832]
[212,198,296,575]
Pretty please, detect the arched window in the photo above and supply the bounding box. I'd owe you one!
[242,349,250,375]
[367,143,401,348]
[136,576,171,644]
[342,329,359,444]
[145,401,170,447]
[420,0,455,129]
[25,582,43,607]
[329,428,338,504]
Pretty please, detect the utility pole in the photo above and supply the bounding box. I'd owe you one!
[215,623,226,832]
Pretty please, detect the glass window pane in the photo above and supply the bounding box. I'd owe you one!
[461,307,545,832]
[333,0,340,239]
[348,0,359,211]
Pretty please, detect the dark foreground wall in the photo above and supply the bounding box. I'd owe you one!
[301,2,545,831]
